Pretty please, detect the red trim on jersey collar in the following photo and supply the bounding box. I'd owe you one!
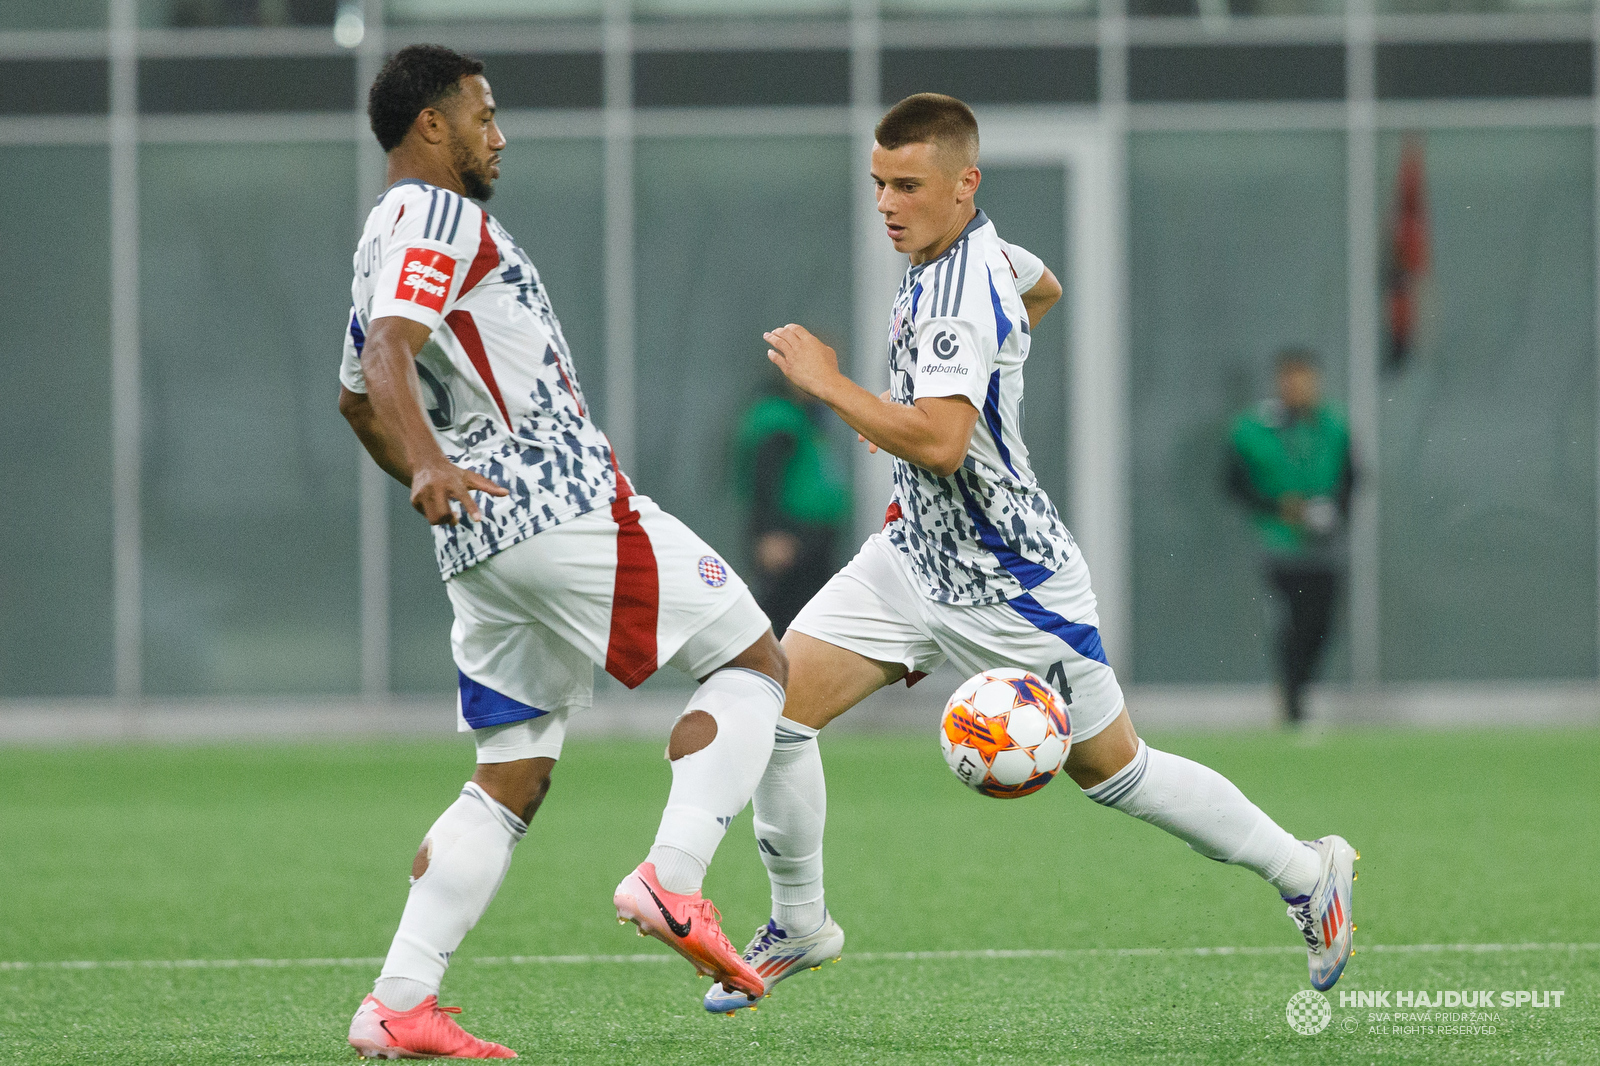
[458,213,501,297]
[444,309,513,429]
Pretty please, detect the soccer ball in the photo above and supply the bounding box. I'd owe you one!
[939,669,1072,798]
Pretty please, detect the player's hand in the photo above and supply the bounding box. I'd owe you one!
[857,390,892,454]
[410,458,509,526]
[765,324,841,400]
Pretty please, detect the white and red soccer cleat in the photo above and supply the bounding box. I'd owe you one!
[347,994,516,1059]
[613,861,764,1001]
[1284,834,1359,991]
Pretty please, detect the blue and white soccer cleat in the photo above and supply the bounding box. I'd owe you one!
[702,914,846,1014]
[1284,834,1359,991]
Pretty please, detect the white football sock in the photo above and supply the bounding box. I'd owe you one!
[751,717,827,936]
[1084,740,1320,899]
[647,667,784,894]
[374,781,527,1009]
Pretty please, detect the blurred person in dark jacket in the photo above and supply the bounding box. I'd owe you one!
[1227,348,1356,725]
[735,377,853,635]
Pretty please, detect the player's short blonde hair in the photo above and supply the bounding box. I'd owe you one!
[874,93,980,173]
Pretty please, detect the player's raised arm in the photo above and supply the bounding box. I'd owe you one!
[765,323,979,477]
[360,315,507,526]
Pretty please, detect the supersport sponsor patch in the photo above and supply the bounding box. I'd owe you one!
[396,247,456,312]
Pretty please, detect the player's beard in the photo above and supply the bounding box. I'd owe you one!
[451,135,496,202]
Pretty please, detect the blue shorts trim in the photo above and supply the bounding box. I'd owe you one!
[1006,591,1108,666]
[458,670,550,730]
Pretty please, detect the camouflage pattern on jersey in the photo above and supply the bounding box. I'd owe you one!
[882,216,1076,606]
[425,227,615,578]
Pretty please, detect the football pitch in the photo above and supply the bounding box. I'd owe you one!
[1,726,1595,1065]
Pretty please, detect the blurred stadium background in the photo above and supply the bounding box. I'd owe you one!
[3,0,1600,739]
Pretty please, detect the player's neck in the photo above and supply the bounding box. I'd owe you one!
[909,204,978,266]
[385,146,468,198]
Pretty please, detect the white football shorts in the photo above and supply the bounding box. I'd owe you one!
[445,493,771,763]
[788,532,1125,743]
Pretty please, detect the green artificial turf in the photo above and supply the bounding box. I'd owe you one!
[1,727,1595,1064]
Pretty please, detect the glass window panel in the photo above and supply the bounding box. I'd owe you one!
[632,134,853,614]
[978,164,1070,520]
[884,0,1092,13]
[386,0,600,20]
[635,0,846,14]
[0,0,105,29]
[140,142,360,696]
[1129,130,1348,684]
[140,0,337,28]
[388,138,606,694]
[1377,0,1583,12]
[1130,0,1341,13]
[1377,128,1595,681]
[0,147,113,697]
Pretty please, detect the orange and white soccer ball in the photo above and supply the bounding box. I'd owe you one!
[939,668,1072,798]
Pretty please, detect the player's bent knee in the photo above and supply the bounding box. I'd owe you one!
[716,628,789,689]
[412,839,432,880]
[667,709,718,761]
[1063,707,1140,790]
[472,756,556,825]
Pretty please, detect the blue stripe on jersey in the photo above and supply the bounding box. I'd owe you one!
[988,268,1013,351]
[458,669,549,729]
[1007,591,1109,665]
[911,281,924,319]
[424,190,438,239]
[982,370,1019,478]
[446,193,465,242]
[348,307,365,356]
[956,473,1053,590]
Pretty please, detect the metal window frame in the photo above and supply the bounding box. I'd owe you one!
[1,2,1596,699]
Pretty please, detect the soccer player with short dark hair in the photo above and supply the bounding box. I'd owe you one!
[339,44,785,1058]
[704,93,1359,1013]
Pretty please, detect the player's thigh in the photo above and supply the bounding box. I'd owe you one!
[447,574,596,724]
[445,509,622,669]
[637,501,777,681]
[780,631,904,731]
[447,499,763,688]
[783,534,944,730]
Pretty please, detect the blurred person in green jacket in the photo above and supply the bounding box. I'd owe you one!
[735,377,854,635]
[1227,348,1356,725]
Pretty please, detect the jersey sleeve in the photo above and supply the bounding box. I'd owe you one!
[339,306,367,394]
[369,188,477,332]
[1000,241,1045,294]
[910,313,994,409]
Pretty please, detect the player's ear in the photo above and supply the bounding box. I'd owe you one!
[958,165,981,202]
[413,106,449,146]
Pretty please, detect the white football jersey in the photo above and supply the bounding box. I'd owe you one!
[883,209,1076,606]
[340,179,624,578]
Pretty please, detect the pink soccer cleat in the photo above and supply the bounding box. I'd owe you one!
[347,994,517,1059]
[613,861,765,1002]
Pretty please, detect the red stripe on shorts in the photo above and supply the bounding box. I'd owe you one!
[604,495,660,688]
